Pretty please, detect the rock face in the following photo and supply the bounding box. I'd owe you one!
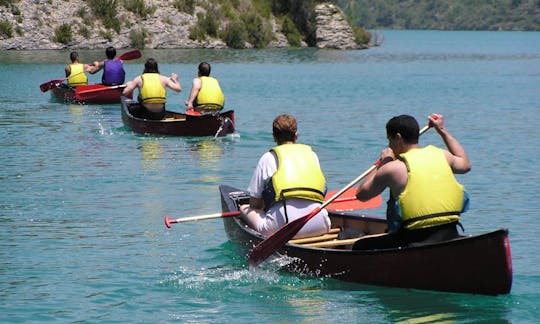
[314,3,358,49]
[0,0,358,50]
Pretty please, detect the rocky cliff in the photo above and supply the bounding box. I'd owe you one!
[0,0,359,50]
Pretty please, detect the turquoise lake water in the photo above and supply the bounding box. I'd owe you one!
[1,30,539,323]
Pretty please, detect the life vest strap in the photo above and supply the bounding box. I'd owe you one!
[280,187,325,200]
[196,103,223,110]
[401,211,461,228]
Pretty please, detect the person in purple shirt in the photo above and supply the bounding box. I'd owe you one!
[91,46,126,86]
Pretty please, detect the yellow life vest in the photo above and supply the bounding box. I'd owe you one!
[398,145,464,230]
[68,63,88,86]
[196,76,224,109]
[270,144,326,203]
[140,73,166,104]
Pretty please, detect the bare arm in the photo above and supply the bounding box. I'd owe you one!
[122,76,141,96]
[429,113,472,174]
[87,61,103,74]
[356,158,400,201]
[356,145,410,201]
[184,78,201,109]
[162,73,182,92]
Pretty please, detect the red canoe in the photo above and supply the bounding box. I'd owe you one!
[220,185,512,295]
[121,96,235,137]
[50,84,130,104]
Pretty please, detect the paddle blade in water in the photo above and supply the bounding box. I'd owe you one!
[248,207,321,266]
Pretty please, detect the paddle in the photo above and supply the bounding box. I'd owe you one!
[39,49,142,92]
[164,211,240,228]
[325,187,382,211]
[117,49,142,61]
[248,123,432,267]
[163,192,381,228]
[39,75,79,92]
[75,84,126,99]
[185,109,202,116]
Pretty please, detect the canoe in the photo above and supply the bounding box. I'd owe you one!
[219,185,513,295]
[50,84,129,104]
[50,84,76,103]
[121,96,235,137]
[75,84,129,104]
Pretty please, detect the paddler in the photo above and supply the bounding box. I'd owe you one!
[354,113,472,250]
[64,51,97,87]
[239,114,331,239]
[122,58,182,120]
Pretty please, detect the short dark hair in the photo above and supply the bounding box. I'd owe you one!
[70,51,79,62]
[198,62,211,77]
[143,58,159,74]
[386,115,419,144]
[105,46,116,59]
[273,114,297,144]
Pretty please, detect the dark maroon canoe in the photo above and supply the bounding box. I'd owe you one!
[50,85,77,103]
[220,185,512,295]
[121,96,235,137]
[51,84,129,104]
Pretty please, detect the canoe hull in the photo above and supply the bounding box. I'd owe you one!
[75,84,129,104]
[50,84,129,104]
[121,96,235,137]
[50,86,76,103]
[220,185,512,295]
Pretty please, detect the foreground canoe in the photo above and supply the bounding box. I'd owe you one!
[220,185,512,295]
[50,84,129,104]
[121,96,235,137]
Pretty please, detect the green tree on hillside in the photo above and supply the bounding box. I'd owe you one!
[336,0,540,31]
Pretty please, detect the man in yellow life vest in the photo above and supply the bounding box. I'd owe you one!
[64,51,97,87]
[354,113,472,250]
[239,114,331,239]
[184,62,224,115]
[122,58,182,120]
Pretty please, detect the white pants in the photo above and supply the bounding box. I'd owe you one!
[240,198,331,239]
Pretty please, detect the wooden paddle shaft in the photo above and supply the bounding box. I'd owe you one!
[164,211,240,228]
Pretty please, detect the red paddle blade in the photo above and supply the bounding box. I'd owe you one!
[248,207,321,267]
[186,109,202,116]
[40,79,64,92]
[325,187,382,211]
[75,84,125,100]
[119,49,142,61]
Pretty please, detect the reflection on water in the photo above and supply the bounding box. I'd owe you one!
[187,139,224,167]
[322,279,512,323]
[0,47,358,65]
[187,138,225,184]
[69,104,84,117]
[138,139,163,170]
